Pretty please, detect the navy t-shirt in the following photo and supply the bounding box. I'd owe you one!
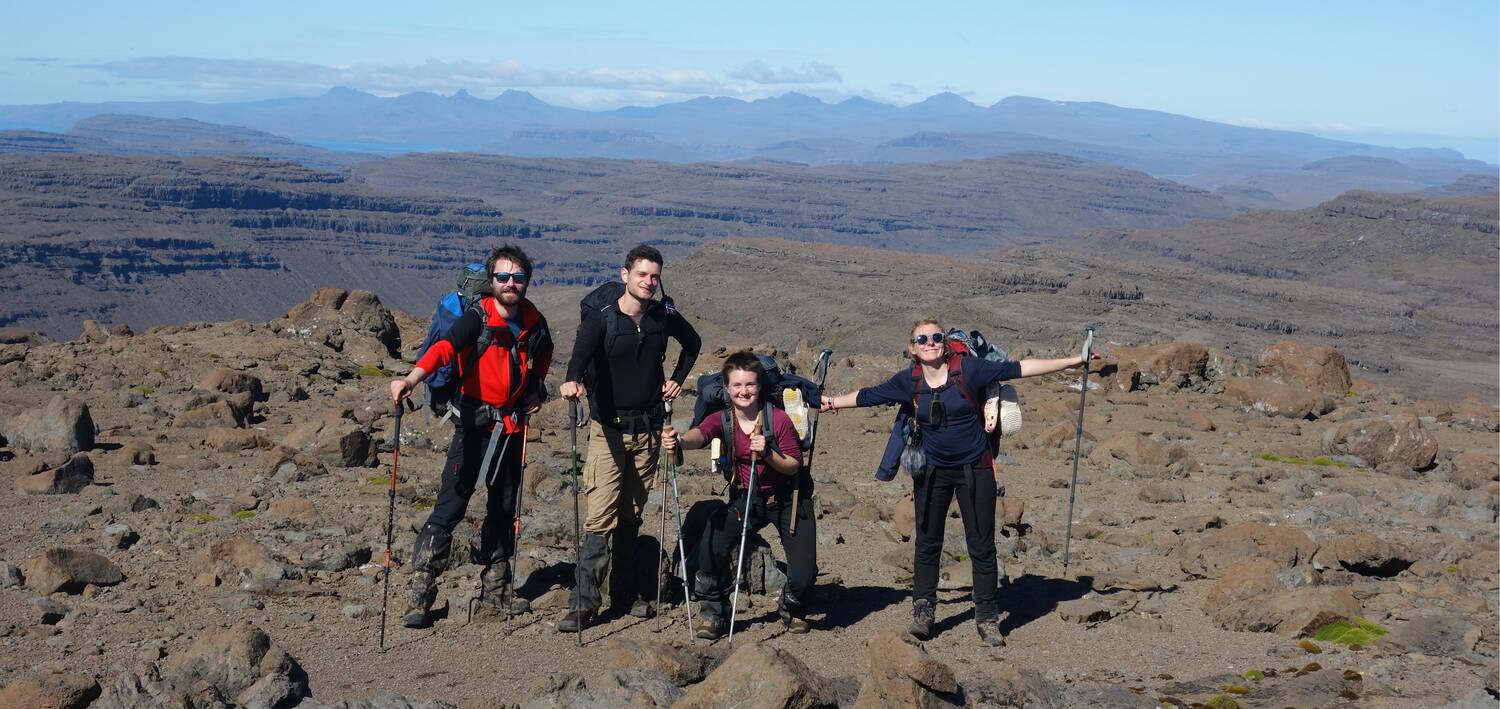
[856,357,1021,468]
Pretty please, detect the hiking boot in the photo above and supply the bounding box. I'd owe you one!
[780,610,811,634]
[694,616,727,640]
[402,570,438,628]
[556,532,608,634]
[477,562,530,616]
[976,616,1006,647]
[908,599,935,640]
[628,599,655,619]
[556,607,596,634]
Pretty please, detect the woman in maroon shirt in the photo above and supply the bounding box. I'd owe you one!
[664,351,814,639]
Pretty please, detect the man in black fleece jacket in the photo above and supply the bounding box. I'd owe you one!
[557,244,700,632]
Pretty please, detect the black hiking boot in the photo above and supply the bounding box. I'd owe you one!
[908,599,935,640]
[402,570,438,628]
[557,607,596,633]
[779,594,811,634]
[476,562,530,616]
[557,532,608,634]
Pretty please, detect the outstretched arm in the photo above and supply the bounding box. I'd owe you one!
[1018,353,1095,378]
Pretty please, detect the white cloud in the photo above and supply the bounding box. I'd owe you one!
[80,56,734,96]
[728,60,841,85]
[1224,116,1359,134]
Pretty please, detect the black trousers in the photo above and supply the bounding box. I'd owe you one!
[695,487,817,619]
[912,464,998,615]
[414,415,524,574]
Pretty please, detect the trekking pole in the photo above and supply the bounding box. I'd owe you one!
[728,418,763,645]
[568,400,583,648]
[1062,325,1095,574]
[662,400,694,638]
[655,411,668,633]
[790,348,833,535]
[507,413,529,631]
[378,400,404,653]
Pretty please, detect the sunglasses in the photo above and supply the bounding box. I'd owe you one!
[910,332,946,345]
[492,271,529,284]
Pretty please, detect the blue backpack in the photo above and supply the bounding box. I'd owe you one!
[416,263,492,417]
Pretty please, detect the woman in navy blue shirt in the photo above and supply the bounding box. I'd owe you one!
[821,319,1092,646]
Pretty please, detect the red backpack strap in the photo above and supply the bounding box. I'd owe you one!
[946,353,982,417]
[909,362,923,429]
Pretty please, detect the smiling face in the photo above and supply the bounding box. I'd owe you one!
[619,257,661,303]
[725,368,761,411]
[490,257,528,306]
[907,322,947,366]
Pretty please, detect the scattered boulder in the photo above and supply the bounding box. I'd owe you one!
[1449,452,1498,490]
[522,669,682,709]
[282,413,374,468]
[198,368,265,400]
[1202,558,1282,616]
[279,288,401,362]
[1322,414,1438,471]
[853,630,960,708]
[1138,482,1185,504]
[1177,522,1317,578]
[1224,378,1335,419]
[173,399,247,429]
[0,671,100,709]
[1385,613,1482,656]
[0,395,95,454]
[1255,340,1352,396]
[983,665,1156,708]
[1213,586,1360,636]
[604,638,710,686]
[120,441,157,466]
[676,643,835,708]
[265,497,320,528]
[199,536,291,587]
[103,623,310,709]
[21,548,124,594]
[1092,432,1169,470]
[1108,342,1212,390]
[1310,533,1414,577]
[204,427,271,453]
[15,453,93,495]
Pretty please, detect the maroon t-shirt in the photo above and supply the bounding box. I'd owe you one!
[695,407,803,493]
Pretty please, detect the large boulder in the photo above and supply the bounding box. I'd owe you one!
[1176,522,1317,579]
[603,638,710,686]
[854,630,961,709]
[1322,414,1438,471]
[676,644,835,709]
[1091,432,1170,469]
[22,548,124,594]
[0,396,94,454]
[1202,558,1282,616]
[1310,533,1413,577]
[278,288,401,363]
[0,671,101,709]
[1450,451,1500,490]
[1255,340,1352,396]
[103,624,309,709]
[15,454,94,495]
[197,368,265,401]
[1108,342,1212,390]
[521,669,682,708]
[1213,586,1360,636]
[1224,378,1335,419]
[282,412,374,468]
[198,536,291,587]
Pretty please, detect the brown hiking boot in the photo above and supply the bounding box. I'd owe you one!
[694,616,726,640]
[976,617,1005,647]
[556,608,595,634]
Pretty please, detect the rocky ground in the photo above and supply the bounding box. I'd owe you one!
[0,285,1496,709]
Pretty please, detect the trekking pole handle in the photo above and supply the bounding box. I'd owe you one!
[1081,325,1095,365]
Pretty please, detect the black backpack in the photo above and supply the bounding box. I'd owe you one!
[576,280,679,387]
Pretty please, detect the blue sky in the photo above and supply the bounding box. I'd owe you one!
[4,1,1497,159]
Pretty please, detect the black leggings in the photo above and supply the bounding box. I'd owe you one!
[695,488,817,618]
[912,464,997,613]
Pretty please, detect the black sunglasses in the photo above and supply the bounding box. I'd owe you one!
[492,271,529,284]
[910,332,946,345]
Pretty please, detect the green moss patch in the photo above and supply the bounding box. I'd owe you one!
[191,513,219,523]
[232,510,257,520]
[1312,616,1388,647]
[356,365,393,378]
[1242,669,1265,682]
[1259,452,1348,467]
[1204,695,1241,709]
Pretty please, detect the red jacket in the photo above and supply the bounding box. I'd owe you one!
[415,297,553,432]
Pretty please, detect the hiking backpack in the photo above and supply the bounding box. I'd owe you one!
[416,263,546,418]
[690,353,824,484]
[576,279,679,387]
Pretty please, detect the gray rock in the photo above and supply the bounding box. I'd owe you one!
[0,395,95,454]
[16,454,94,495]
[105,523,139,550]
[1433,689,1500,709]
[21,548,124,594]
[0,560,22,588]
[1385,613,1482,656]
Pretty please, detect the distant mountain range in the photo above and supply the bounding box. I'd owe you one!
[1,89,1493,207]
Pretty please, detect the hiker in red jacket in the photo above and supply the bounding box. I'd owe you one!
[389,243,553,628]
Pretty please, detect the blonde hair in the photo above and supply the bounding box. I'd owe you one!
[910,318,943,335]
